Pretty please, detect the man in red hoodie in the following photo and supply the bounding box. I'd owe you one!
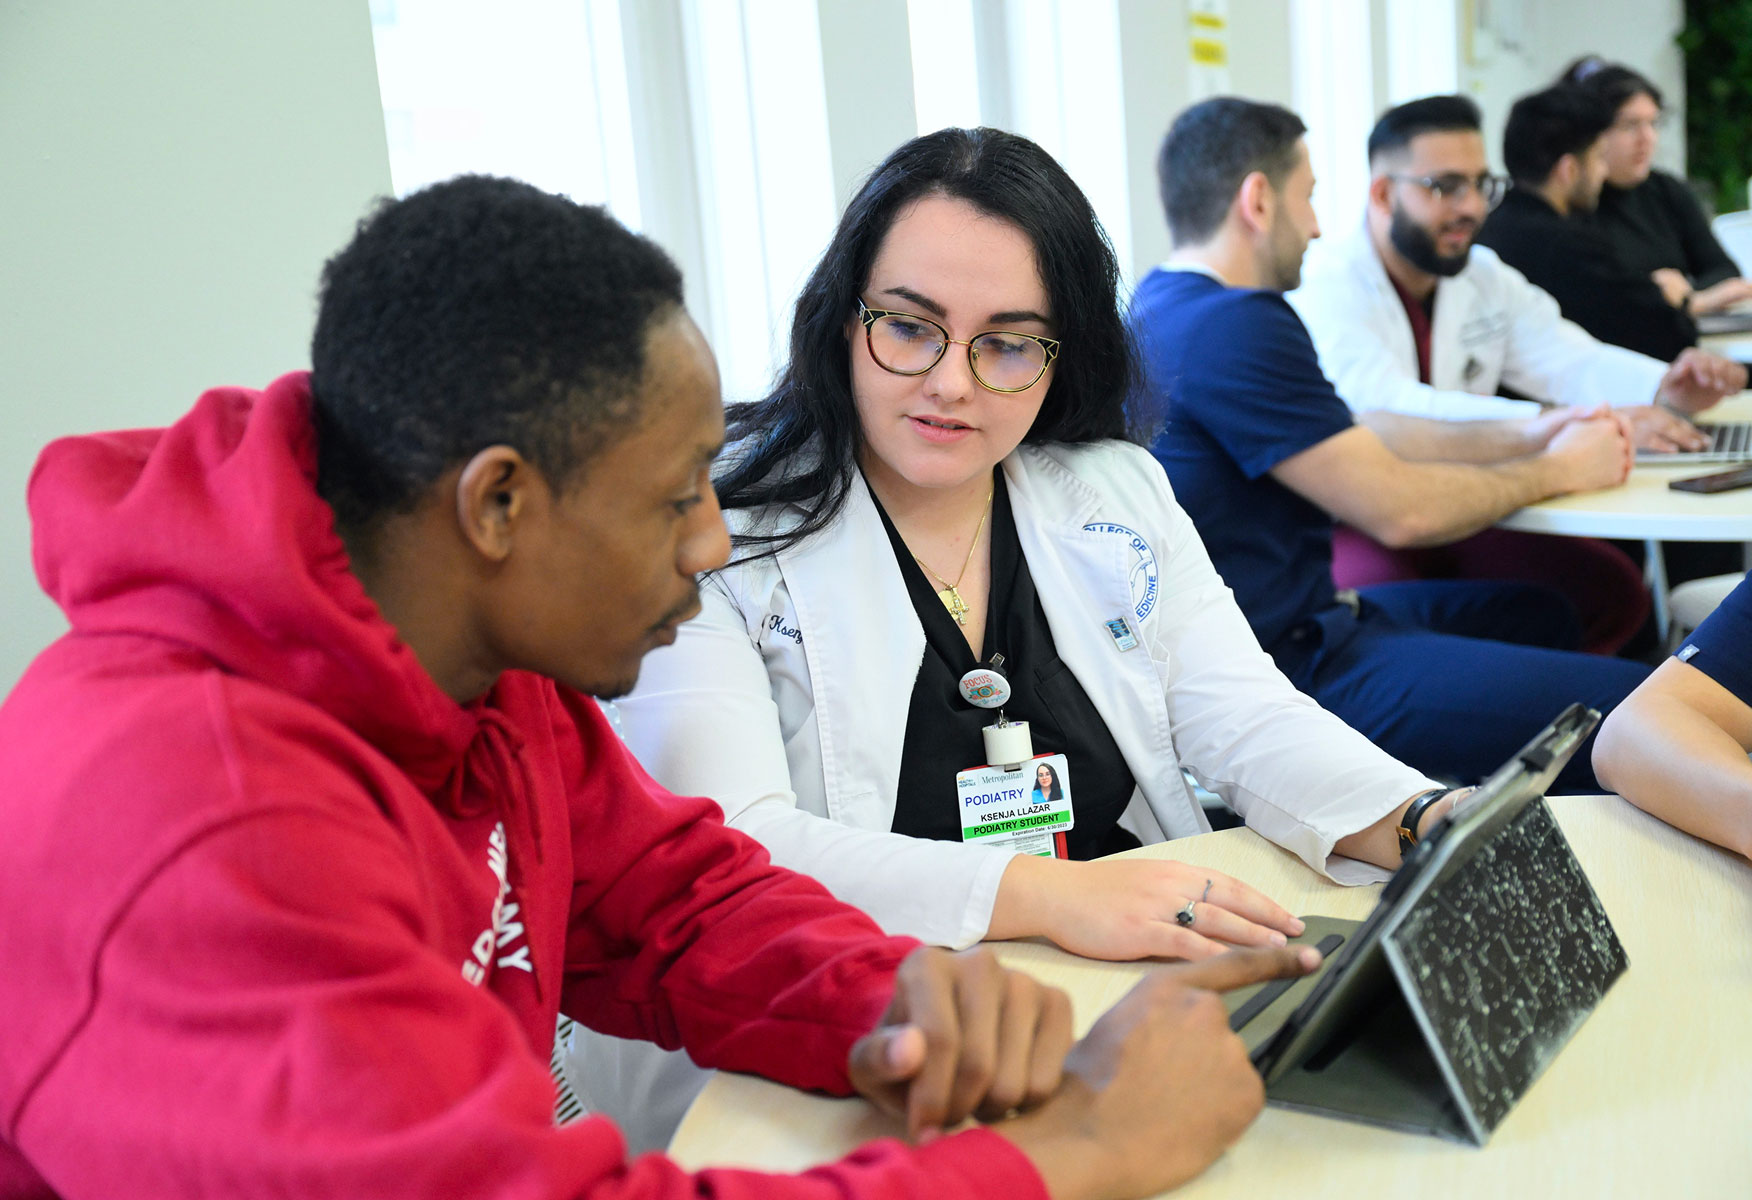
[0,176,1315,1200]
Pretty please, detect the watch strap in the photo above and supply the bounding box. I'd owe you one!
[1396,787,1450,859]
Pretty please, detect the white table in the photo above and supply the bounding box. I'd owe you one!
[1496,394,1752,636]
[669,796,1752,1197]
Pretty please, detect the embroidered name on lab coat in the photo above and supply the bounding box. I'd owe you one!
[765,613,804,646]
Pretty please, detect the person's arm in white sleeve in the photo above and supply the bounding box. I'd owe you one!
[1493,253,1670,409]
[1287,281,1539,421]
[612,576,1015,950]
[1138,462,1444,883]
[1491,257,1739,449]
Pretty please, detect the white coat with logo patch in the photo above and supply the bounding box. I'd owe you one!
[615,439,1430,948]
[1289,226,1668,420]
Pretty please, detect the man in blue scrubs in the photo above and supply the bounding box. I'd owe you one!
[1132,97,1649,790]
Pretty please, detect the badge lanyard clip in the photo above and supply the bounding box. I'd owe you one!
[954,652,1070,859]
[960,654,1033,766]
[982,712,1034,770]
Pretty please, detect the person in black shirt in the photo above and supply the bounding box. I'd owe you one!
[1560,56,1752,315]
[1477,85,1697,362]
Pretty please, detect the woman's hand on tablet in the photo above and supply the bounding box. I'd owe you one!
[991,855,1304,962]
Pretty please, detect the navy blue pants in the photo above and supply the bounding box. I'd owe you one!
[1274,581,1650,793]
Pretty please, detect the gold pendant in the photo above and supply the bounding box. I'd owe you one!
[938,586,970,626]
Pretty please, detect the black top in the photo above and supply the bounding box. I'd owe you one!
[870,472,1141,859]
[1591,170,1739,291]
[1476,186,1695,362]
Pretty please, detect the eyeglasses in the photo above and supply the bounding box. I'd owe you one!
[1609,114,1669,137]
[1388,172,1509,208]
[857,299,1061,393]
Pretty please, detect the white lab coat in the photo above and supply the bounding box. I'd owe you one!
[561,440,1434,1152]
[1289,226,1669,420]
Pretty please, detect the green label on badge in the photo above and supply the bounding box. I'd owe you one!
[964,809,1069,838]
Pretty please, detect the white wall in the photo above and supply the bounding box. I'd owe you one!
[1118,0,1297,280]
[1457,0,1687,176]
[0,1,393,689]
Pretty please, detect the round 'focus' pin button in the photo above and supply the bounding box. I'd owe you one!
[958,668,1012,709]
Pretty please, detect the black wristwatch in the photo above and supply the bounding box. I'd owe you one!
[1396,787,1450,859]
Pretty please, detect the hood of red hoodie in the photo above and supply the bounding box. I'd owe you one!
[28,371,478,791]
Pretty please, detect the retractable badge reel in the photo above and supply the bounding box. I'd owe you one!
[955,655,1074,857]
[958,655,1032,766]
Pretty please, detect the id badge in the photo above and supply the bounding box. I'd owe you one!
[956,752,1074,858]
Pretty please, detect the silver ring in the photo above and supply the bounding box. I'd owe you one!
[1175,900,1196,927]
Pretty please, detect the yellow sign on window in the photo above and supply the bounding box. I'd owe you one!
[1191,37,1228,66]
[1188,0,1230,90]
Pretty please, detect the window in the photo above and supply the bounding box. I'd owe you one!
[908,0,982,134]
[370,0,1151,402]
[1290,0,1376,236]
[370,0,639,225]
[678,0,836,405]
[1290,0,1461,237]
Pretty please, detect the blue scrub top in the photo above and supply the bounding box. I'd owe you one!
[1131,268,1354,655]
[1677,574,1752,704]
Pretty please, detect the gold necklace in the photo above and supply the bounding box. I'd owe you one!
[910,484,994,627]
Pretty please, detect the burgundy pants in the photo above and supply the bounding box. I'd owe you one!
[1330,526,1650,656]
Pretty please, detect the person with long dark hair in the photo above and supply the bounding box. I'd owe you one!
[1561,56,1752,315]
[1032,761,1064,806]
[624,126,1455,945]
[1476,83,1701,363]
[567,127,1460,1150]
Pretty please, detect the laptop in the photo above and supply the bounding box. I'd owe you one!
[1695,310,1752,336]
[1634,420,1752,465]
[1218,703,1625,1145]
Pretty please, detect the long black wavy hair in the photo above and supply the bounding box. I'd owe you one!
[714,127,1144,560]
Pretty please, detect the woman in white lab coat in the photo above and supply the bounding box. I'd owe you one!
[565,128,1451,1149]
[623,125,1450,948]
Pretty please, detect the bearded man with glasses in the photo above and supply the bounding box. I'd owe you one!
[1289,93,1745,658]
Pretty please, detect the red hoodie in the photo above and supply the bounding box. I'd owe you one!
[0,374,1046,1200]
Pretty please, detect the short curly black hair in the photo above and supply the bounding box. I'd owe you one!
[310,175,684,532]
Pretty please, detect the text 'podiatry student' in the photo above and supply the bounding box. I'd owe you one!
[567,127,1465,1148]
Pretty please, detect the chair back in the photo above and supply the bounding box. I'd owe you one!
[1712,211,1752,276]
